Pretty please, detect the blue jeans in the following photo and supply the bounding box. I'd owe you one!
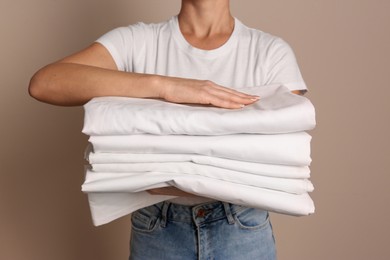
[129,201,276,260]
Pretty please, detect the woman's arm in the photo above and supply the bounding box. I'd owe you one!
[28,43,259,108]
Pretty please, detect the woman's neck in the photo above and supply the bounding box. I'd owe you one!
[178,0,234,50]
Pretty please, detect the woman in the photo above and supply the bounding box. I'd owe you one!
[29,0,307,259]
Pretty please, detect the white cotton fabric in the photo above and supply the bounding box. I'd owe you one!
[86,178,315,226]
[86,192,175,226]
[83,165,313,194]
[172,176,315,215]
[83,85,315,136]
[85,151,311,179]
[82,94,315,225]
[82,86,315,225]
[88,132,312,166]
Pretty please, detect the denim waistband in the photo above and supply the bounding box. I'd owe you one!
[152,201,248,227]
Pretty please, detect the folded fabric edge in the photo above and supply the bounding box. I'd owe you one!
[87,192,315,226]
[82,169,314,195]
[87,192,176,226]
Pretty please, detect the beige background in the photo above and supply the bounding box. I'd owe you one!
[1,0,389,259]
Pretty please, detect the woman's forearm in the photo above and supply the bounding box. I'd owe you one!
[28,62,163,106]
[29,62,259,108]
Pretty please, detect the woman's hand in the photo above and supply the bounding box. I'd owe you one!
[157,76,260,109]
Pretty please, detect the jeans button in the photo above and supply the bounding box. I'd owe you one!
[196,209,206,218]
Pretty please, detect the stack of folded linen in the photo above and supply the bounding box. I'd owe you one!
[81,84,316,226]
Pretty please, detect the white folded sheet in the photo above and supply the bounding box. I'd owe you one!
[86,157,310,178]
[88,132,312,166]
[83,166,314,194]
[172,176,315,215]
[82,84,316,136]
[86,192,175,226]
[85,175,315,226]
[81,84,316,226]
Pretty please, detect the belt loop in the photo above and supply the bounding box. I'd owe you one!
[160,201,170,228]
[222,202,235,225]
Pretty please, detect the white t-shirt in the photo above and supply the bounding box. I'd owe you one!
[96,15,307,205]
[97,15,307,91]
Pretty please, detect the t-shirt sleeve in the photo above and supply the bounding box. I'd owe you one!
[95,26,134,72]
[263,37,307,91]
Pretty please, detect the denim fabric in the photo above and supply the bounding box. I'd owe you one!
[129,201,276,260]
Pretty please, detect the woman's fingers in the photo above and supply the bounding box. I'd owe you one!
[206,87,259,104]
[160,77,260,109]
[210,83,260,99]
[201,94,253,109]
[196,83,258,109]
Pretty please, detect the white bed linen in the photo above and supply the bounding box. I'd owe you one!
[86,151,310,178]
[88,132,312,166]
[172,176,315,215]
[86,192,175,226]
[87,159,310,179]
[81,84,316,226]
[83,167,313,194]
[86,176,315,226]
[82,84,315,136]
